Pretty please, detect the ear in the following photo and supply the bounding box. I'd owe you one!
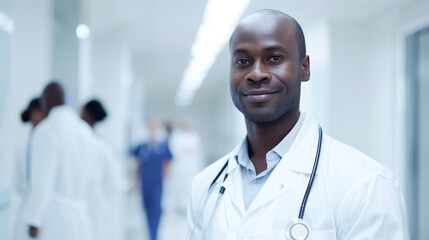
[301,55,310,82]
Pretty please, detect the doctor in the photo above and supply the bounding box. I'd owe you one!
[81,99,122,240]
[187,9,406,240]
[12,98,45,240]
[23,82,99,240]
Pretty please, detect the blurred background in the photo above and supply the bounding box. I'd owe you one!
[0,0,428,239]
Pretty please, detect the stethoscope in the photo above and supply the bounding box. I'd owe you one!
[189,125,323,240]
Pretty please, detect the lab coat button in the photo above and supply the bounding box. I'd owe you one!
[279,184,284,189]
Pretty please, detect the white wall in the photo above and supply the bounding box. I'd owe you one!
[327,0,429,204]
[90,28,134,155]
[301,19,331,128]
[328,9,401,172]
[0,0,53,238]
[0,0,53,189]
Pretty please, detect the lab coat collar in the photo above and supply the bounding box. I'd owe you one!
[228,113,318,175]
[224,113,322,215]
[283,113,321,175]
[47,105,76,119]
[225,139,244,174]
[245,113,322,213]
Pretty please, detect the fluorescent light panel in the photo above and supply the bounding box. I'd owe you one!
[0,11,14,34]
[175,0,250,107]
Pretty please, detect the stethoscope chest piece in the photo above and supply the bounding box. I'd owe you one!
[285,219,310,240]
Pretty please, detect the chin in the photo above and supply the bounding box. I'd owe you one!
[243,110,280,124]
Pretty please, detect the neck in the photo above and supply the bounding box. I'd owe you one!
[245,110,300,174]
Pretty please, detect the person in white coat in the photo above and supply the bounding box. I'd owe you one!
[187,9,407,240]
[23,82,100,240]
[168,120,204,214]
[12,98,45,240]
[81,99,122,240]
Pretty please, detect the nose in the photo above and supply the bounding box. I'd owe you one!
[246,60,271,82]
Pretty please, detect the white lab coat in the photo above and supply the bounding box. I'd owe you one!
[168,129,204,212]
[188,114,407,240]
[12,135,31,240]
[89,135,122,240]
[23,106,100,240]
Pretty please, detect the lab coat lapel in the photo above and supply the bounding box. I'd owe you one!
[225,155,246,217]
[246,116,320,214]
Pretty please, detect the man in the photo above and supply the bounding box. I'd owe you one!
[23,82,100,240]
[187,9,406,239]
[131,118,172,240]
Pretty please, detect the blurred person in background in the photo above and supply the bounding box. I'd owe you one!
[81,99,122,240]
[168,120,203,215]
[131,117,173,240]
[23,82,101,240]
[12,98,45,240]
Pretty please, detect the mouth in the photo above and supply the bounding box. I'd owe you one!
[243,89,277,103]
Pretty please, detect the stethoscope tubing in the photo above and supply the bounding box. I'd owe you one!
[189,125,323,240]
[189,163,229,240]
[298,125,322,219]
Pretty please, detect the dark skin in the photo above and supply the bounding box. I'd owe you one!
[39,82,66,116]
[81,107,95,128]
[28,82,65,238]
[30,108,45,128]
[229,12,310,174]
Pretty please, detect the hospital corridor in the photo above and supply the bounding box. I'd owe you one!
[1,0,429,239]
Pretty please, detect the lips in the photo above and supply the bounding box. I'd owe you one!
[243,89,277,103]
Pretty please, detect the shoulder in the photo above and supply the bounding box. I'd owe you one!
[32,118,54,140]
[321,134,403,211]
[323,135,394,182]
[321,136,406,237]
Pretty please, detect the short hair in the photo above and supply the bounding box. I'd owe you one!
[83,99,107,123]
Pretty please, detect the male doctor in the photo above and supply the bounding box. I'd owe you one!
[187,9,406,239]
[23,82,100,240]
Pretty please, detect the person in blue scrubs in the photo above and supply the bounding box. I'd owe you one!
[132,118,172,240]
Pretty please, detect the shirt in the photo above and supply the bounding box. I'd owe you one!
[235,114,304,210]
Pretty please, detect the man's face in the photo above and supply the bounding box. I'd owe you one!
[229,14,309,124]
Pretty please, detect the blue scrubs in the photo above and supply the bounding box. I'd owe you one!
[132,141,172,240]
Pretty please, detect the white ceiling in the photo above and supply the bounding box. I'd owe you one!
[88,0,408,118]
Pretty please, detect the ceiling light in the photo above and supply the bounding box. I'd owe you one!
[175,0,250,107]
[0,11,14,34]
[76,24,90,39]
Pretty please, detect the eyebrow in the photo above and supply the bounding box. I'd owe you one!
[264,45,287,52]
[233,45,288,55]
[233,48,249,54]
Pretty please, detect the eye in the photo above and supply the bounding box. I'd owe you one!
[267,55,284,63]
[235,58,251,66]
